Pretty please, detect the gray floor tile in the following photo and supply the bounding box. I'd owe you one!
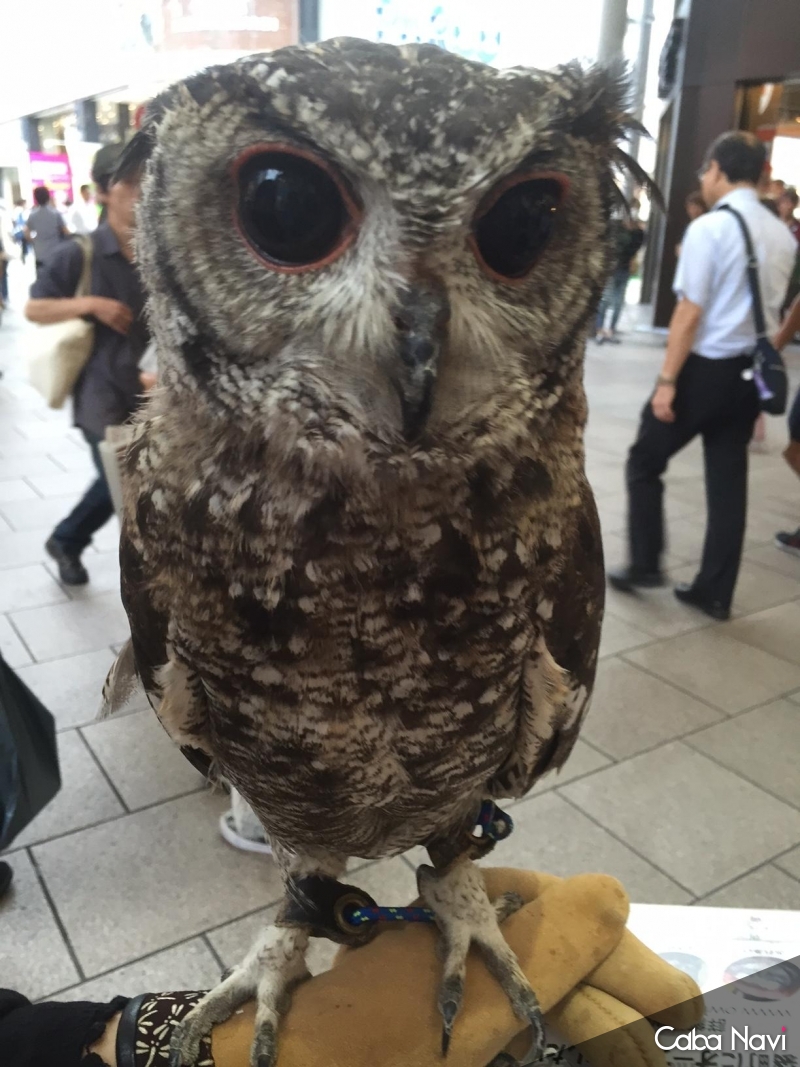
[529,738,611,795]
[0,478,38,503]
[497,791,691,904]
[774,845,800,881]
[696,865,800,909]
[0,527,56,570]
[625,628,800,713]
[0,454,66,480]
[0,614,32,667]
[0,494,79,533]
[26,469,98,499]
[49,939,222,1002]
[687,699,800,809]
[724,602,800,667]
[12,419,74,443]
[598,612,653,658]
[10,592,130,661]
[582,658,723,759]
[11,730,124,848]
[351,855,419,905]
[0,562,69,613]
[0,850,80,1000]
[34,792,282,975]
[49,449,95,475]
[597,498,627,536]
[90,520,121,554]
[662,517,707,568]
[561,742,800,896]
[745,544,800,579]
[744,505,800,547]
[14,648,118,730]
[82,711,205,809]
[605,584,715,640]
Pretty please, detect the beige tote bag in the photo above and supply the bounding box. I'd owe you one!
[29,236,95,410]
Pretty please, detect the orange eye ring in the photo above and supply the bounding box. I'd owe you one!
[231,142,362,274]
[469,169,570,285]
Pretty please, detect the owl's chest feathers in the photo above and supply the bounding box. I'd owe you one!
[142,446,575,654]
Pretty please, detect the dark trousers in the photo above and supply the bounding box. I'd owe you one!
[627,353,759,610]
[51,430,114,555]
[596,268,630,333]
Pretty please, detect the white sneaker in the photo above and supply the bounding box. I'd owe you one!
[219,810,273,855]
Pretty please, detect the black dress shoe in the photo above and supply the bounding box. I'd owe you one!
[45,537,89,586]
[608,566,665,593]
[673,582,730,621]
[0,861,12,899]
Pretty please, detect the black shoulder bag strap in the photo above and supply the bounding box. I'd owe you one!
[717,203,787,415]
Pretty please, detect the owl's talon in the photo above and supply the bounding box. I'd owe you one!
[494,891,524,924]
[439,977,463,1056]
[419,858,541,1062]
[251,1018,278,1067]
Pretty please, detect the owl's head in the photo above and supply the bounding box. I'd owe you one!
[120,38,649,467]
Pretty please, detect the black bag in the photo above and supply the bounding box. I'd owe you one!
[718,204,788,416]
[0,652,61,851]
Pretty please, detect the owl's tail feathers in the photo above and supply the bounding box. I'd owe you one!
[99,638,142,720]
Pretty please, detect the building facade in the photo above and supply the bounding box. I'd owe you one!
[644,0,800,326]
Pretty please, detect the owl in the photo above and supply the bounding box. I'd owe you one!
[103,37,649,1067]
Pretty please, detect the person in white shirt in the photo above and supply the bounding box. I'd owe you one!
[609,131,796,619]
[67,184,98,236]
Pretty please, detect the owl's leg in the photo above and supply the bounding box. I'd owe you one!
[168,923,310,1067]
[169,845,346,1067]
[417,858,544,1062]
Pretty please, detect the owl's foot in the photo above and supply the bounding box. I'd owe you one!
[417,859,544,1062]
[168,924,310,1067]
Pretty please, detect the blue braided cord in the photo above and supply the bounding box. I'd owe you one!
[341,804,514,929]
[345,904,436,926]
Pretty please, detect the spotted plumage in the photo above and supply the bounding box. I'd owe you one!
[102,36,647,1066]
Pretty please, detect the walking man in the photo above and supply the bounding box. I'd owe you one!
[609,132,796,620]
[24,186,67,273]
[25,149,149,585]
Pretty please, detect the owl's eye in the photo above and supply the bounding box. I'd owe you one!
[471,173,569,282]
[235,147,358,271]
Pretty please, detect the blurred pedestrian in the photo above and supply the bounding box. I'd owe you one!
[12,200,29,263]
[676,190,707,257]
[0,202,19,308]
[24,186,67,274]
[24,153,150,585]
[777,187,800,243]
[609,132,797,620]
[594,199,645,344]
[773,293,800,555]
[91,143,126,225]
[685,190,706,222]
[67,184,98,235]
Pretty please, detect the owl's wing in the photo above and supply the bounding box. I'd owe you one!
[101,519,213,777]
[489,484,604,799]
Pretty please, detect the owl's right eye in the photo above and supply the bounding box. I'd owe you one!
[470,171,569,283]
[234,146,359,272]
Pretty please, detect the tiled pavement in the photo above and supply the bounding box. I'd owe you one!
[2,280,800,1004]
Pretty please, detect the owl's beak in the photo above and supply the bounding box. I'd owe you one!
[393,278,450,441]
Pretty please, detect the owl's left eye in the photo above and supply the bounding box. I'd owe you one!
[470,172,569,282]
[234,146,359,271]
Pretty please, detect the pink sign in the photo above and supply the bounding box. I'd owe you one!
[29,152,74,207]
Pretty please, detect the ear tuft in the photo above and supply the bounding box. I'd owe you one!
[558,61,664,212]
